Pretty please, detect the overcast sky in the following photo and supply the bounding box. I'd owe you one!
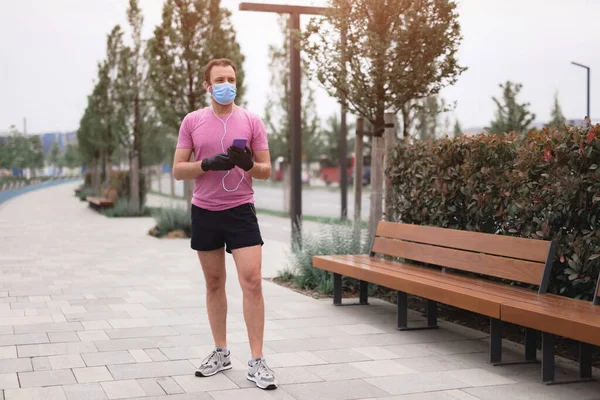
[1,0,599,134]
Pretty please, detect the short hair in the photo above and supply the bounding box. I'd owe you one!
[204,58,237,84]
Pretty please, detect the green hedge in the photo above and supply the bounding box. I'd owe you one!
[386,123,600,300]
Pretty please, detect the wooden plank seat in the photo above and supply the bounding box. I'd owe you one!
[86,188,117,210]
[312,221,600,384]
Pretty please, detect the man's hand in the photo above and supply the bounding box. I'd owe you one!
[228,146,254,171]
[201,153,235,172]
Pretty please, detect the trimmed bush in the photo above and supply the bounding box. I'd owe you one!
[150,207,191,238]
[101,198,154,218]
[386,123,600,300]
[285,224,373,295]
[108,170,147,206]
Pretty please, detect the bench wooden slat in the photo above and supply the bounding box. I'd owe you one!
[502,301,600,347]
[372,237,545,286]
[313,255,504,318]
[337,255,600,315]
[376,221,550,263]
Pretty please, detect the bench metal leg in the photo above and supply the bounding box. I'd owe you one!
[493,327,539,366]
[396,291,438,331]
[489,318,503,364]
[332,274,369,306]
[359,280,369,305]
[543,338,595,385]
[333,273,342,306]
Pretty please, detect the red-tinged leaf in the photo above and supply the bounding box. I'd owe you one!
[589,254,600,260]
[536,230,544,237]
[580,144,585,156]
[587,129,596,144]
[568,273,579,281]
[544,149,552,162]
[508,229,518,233]
[560,255,565,263]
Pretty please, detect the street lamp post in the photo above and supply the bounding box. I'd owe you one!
[571,61,591,119]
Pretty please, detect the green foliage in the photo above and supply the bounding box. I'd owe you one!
[299,0,466,131]
[386,123,600,300]
[0,127,45,172]
[101,198,153,217]
[151,206,191,237]
[263,15,322,166]
[548,91,566,129]
[453,120,462,138]
[487,81,535,135]
[148,0,246,132]
[108,170,148,206]
[62,143,81,169]
[286,224,372,295]
[48,140,62,168]
[78,186,95,201]
[318,114,356,166]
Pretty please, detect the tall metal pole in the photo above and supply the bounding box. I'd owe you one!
[289,12,302,245]
[572,62,591,119]
[339,21,348,220]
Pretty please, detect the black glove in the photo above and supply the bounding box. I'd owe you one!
[228,146,254,171]
[201,153,235,172]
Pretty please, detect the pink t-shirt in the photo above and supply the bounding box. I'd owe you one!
[176,106,269,211]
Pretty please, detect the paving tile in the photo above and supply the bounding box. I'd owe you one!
[307,363,370,381]
[100,380,146,400]
[145,349,169,362]
[76,331,109,342]
[349,359,417,377]
[136,378,166,396]
[105,327,177,340]
[365,372,468,396]
[18,369,77,388]
[72,366,113,383]
[312,349,372,364]
[446,368,516,387]
[4,386,67,400]
[173,373,238,392]
[48,332,81,343]
[282,379,389,400]
[0,333,49,346]
[0,317,54,326]
[32,357,52,371]
[49,355,86,370]
[93,338,169,352]
[81,351,136,367]
[0,373,19,389]
[0,358,32,374]
[62,383,108,400]
[128,350,152,363]
[336,324,386,336]
[158,347,201,361]
[209,387,298,400]
[108,360,194,380]
[81,322,111,331]
[155,376,185,394]
[17,342,97,358]
[0,348,16,360]
[464,381,600,400]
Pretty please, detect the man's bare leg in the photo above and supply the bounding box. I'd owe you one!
[197,248,227,349]
[231,245,264,358]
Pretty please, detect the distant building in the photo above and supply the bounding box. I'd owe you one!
[0,131,77,155]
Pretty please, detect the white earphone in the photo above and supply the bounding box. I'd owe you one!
[210,106,245,192]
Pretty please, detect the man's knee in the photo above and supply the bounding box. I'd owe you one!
[205,273,226,292]
[241,272,262,297]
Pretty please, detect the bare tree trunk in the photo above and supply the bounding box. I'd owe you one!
[130,151,140,214]
[283,161,291,215]
[92,158,102,195]
[170,170,175,197]
[368,132,385,239]
[383,113,396,222]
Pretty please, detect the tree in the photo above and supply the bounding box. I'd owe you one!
[149,0,247,206]
[48,140,61,170]
[62,143,81,170]
[319,113,356,166]
[263,15,322,173]
[453,119,462,138]
[148,0,246,131]
[415,95,447,140]
[548,91,566,128]
[486,81,535,135]
[300,0,465,136]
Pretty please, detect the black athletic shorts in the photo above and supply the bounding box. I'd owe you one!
[191,203,264,253]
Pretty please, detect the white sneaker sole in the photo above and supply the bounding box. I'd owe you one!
[247,374,277,390]
[195,363,232,377]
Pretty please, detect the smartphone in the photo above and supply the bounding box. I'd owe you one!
[232,138,247,150]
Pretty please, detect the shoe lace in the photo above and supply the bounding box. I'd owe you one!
[201,350,218,367]
[256,359,274,377]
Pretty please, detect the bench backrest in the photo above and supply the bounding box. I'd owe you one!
[370,221,556,294]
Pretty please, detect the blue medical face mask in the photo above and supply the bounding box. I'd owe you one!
[211,82,237,105]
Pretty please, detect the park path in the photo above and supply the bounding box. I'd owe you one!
[0,182,598,399]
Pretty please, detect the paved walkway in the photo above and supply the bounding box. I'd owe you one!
[0,183,599,400]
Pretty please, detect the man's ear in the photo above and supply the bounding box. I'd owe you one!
[204,82,211,92]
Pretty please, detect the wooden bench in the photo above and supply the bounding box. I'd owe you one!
[313,221,600,384]
[86,188,117,210]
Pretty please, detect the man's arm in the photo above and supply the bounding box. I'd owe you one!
[248,149,271,180]
[172,148,205,181]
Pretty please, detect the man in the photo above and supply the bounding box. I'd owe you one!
[172,58,276,390]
